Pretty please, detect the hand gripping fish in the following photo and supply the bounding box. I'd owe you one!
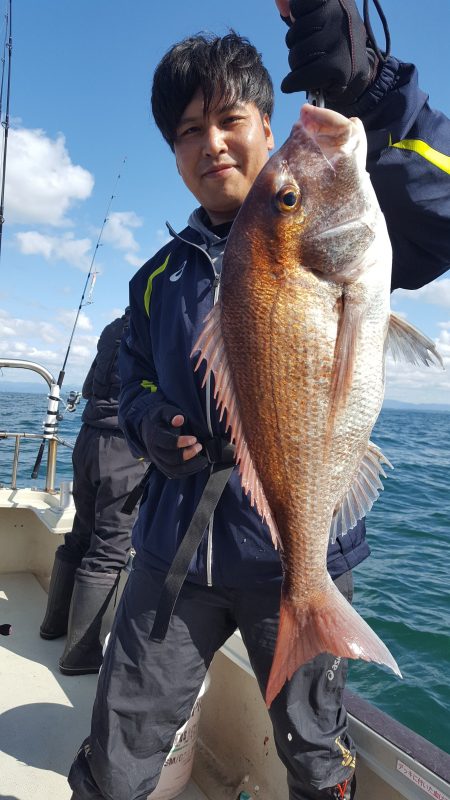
[193,104,443,707]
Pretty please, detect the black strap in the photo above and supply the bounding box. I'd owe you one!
[150,451,234,643]
[121,434,235,515]
[121,464,154,515]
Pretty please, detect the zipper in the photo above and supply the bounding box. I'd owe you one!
[205,273,221,586]
[166,222,221,587]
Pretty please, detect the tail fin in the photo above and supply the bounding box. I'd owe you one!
[265,582,401,708]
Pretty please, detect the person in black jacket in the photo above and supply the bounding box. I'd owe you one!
[40,309,146,675]
[68,4,450,800]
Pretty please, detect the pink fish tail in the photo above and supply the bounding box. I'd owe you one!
[265,585,401,708]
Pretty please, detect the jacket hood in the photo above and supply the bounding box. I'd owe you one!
[186,207,229,248]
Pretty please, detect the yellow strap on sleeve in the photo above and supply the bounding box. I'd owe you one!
[143,254,171,317]
[140,256,171,393]
[389,134,450,175]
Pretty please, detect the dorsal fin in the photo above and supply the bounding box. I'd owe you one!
[192,305,281,549]
[387,312,444,368]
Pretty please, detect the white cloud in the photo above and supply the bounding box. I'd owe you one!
[102,210,142,251]
[436,327,450,358]
[6,127,94,226]
[0,307,98,385]
[388,276,450,403]
[107,308,126,320]
[15,231,93,271]
[156,228,171,247]
[385,324,450,404]
[56,310,93,331]
[92,210,146,268]
[125,253,144,267]
[70,343,96,361]
[394,278,450,309]
[0,309,59,343]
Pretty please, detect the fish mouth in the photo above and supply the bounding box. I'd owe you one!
[316,214,371,238]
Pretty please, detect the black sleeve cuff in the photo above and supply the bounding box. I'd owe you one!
[328,56,401,119]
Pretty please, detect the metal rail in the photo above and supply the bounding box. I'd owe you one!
[0,358,55,388]
[0,358,59,491]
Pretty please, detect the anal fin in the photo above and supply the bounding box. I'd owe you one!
[330,441,393,542]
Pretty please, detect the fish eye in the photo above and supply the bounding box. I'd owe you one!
[275,184,301,214]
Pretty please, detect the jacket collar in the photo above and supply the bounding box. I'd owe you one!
[166,207,229,250]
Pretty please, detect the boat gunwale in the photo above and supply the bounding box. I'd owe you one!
[344,688,450,783]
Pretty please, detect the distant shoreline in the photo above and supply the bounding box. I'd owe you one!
[382,399,450,412]
[0,384,448,413]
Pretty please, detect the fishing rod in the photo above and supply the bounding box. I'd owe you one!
[31,158,127,481]
[0,0,12,265]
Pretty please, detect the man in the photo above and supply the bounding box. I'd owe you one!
[40,309,146,675]
[68,2,450,798]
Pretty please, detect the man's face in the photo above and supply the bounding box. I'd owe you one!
[173,90,275,225]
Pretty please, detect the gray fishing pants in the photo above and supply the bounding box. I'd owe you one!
[57,423,146,573]
[68,560,355,800]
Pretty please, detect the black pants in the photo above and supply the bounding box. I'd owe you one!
[58,424,146,573]
[68,560,356,800]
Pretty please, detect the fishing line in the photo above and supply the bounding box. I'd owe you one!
[308,0,391,108]
[59,156,127,383]
[0,0,10,121]
[0,0,12,266]
[363,0,391,62]
[31,156,127,480]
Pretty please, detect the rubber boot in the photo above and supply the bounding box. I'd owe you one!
[40,555,78,640]
[59,569,119,676]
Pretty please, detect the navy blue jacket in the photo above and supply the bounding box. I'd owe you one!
[82,310,130,430]
[119,57,450,587]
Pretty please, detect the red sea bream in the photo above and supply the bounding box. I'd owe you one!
[193,103,442,707]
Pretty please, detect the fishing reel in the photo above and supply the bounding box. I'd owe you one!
[64,390,82,414]
[53,390,81,421]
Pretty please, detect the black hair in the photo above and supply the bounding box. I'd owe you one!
[151,31,274,150]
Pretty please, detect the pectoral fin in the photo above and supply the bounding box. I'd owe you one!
[329,442,393,542]
[328,292,363,431]
[387,313,444,369]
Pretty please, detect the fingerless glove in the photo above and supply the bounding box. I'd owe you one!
[140,404,208,479]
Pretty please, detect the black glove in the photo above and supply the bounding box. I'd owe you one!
[280,0,377,105]
[140,403,208,479]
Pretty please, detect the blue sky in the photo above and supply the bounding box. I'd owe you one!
[0,0,449,403]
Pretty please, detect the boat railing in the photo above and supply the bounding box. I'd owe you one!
[0,358,62,492]
[0,430,56,490]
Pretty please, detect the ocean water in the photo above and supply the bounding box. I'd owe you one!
[348,408,450,754]
[0,393,449,752]
[0,392,80,488]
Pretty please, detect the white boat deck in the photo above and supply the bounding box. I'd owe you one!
[0,572,208,800]
[1,523,449,800]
